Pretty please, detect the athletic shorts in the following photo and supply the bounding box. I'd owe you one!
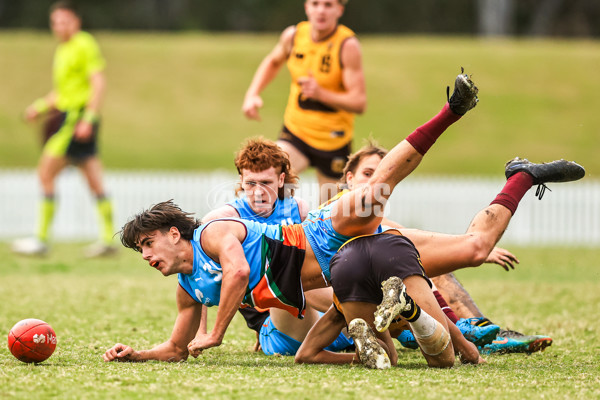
[43,109,99,162]
[330,233,432,305]
[259,314,354,356]
[279,125,351,179]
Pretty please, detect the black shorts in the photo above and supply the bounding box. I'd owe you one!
[43,109,99,163]
[279,126,351,179]
[330,233,432,305]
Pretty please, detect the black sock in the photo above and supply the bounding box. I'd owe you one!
[399,295,421,322]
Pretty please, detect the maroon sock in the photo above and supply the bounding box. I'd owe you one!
[433,290,459,324]
[405,103,462,155]
[490,172,534,215]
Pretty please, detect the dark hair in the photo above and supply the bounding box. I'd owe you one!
[234,137,298,199]
[340,139,388,185]
[50,1,81,17]
[120,200,201,251]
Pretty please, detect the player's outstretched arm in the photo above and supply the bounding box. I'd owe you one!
[103,286,203,362]
[295,306,357,365]
[242,26,295,121]
[188,221,250,357]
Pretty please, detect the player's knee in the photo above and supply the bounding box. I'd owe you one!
[426,352,455,369]
[465,235,489,267]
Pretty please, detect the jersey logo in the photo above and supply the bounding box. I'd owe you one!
[201,260,222,282]
[320,54,332,73]
[330,157,346,174]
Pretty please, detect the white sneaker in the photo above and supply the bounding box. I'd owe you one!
[84,243,118,258]
[12,237,49,256]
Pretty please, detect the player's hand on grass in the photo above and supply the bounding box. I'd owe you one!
[242,95,263,121]
[103,343,138,362]
[486,247,519,271]
[253,331,261,353]
[187,333,221,358]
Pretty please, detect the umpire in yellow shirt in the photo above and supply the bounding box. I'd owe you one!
[13,1,115,257]
[242,0,366,204]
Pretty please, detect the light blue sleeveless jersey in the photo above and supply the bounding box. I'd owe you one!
[301,200,353,282]
[178,219,281,306]
[228,196,302,226]
[301,193,385,281]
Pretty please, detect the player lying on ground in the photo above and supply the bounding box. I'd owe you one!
[296,149,585,367]
[103,70,584,363]
[343,141,553,354]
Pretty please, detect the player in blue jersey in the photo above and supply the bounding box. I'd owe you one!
[103,71,584,364]
[202,137,353,356]
[201,137,309,225]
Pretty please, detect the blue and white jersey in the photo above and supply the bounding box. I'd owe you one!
[178,219,281,306]
[301,196,353,282]
[301,190,385,281]
[227,196,302,225]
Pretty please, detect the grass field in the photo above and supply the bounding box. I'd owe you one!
[0,32,599,177]
[1,243,599,399]
[1,32,599,399]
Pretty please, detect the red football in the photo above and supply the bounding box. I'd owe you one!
[7,319,57,363]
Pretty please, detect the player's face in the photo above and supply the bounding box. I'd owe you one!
[137,229,182,277]
[50,9,81,42]
[304,0,344,34]
[346,154,383,190]
[240,167,285,216]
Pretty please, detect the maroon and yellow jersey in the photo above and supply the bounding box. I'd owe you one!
[284,21,355,151]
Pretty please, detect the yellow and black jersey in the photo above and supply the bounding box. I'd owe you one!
[284,21,355,152]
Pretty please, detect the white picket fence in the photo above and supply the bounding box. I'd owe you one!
[1,168,598,246]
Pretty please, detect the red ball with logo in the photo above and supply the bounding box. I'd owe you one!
[7,319,57,363]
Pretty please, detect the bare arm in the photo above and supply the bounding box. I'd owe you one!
[74,71,106,140]
[25,91,57,121]
[188,221,250,357]
[295,306,357,365]
[296,197,310,222]
[103,285,203,362]
[242,26,295,121]
[297,37,366,114]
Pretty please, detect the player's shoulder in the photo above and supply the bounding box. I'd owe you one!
[281,25,297,43]
[337,23,356,38]
[201,204,240,224]
[72,31,99,46]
